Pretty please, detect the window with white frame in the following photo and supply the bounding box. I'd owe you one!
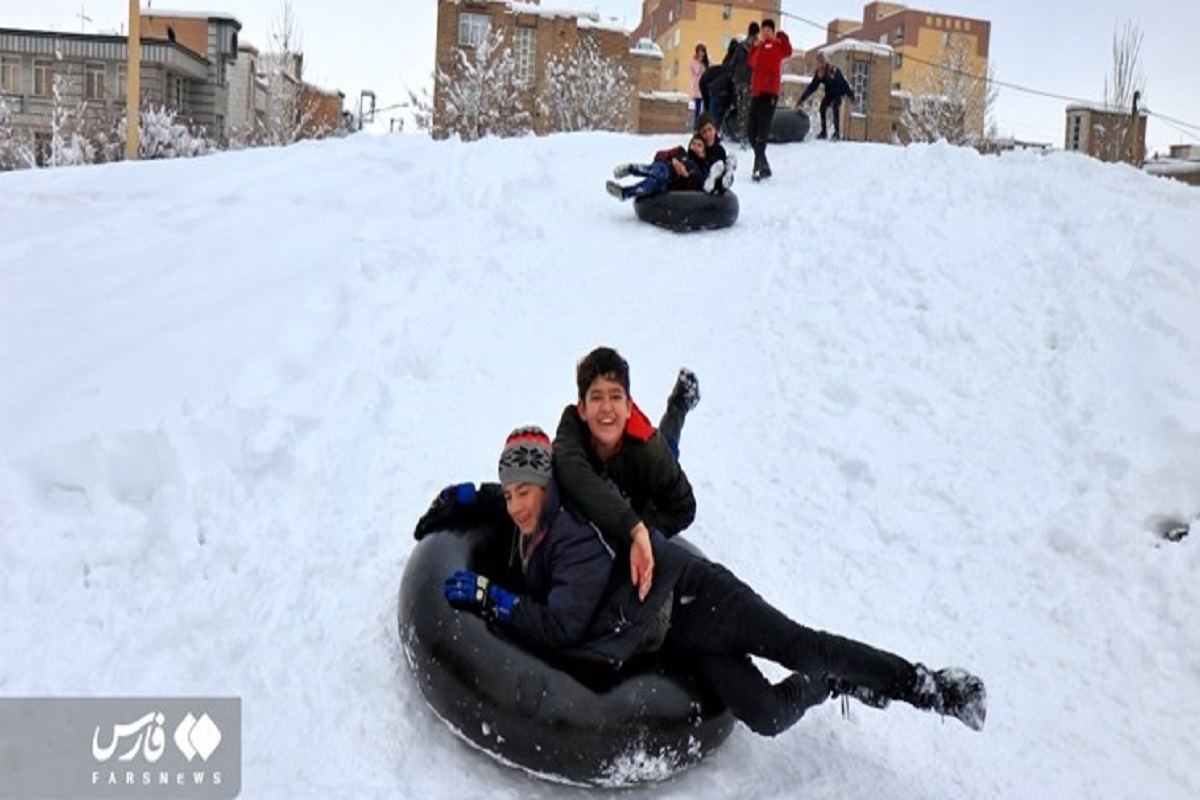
[1,56,21,94]
[458,12,490,47]
[851,60,869,113]
[84,62,105,100]
[514,27,536,85]
[1068,114,1082,150]
[723,3,732,19]
[116,65,127,98]
[33,59,53,97]
[893,52,903,70]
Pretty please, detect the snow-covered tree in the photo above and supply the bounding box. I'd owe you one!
[900,35,996,147]
[1100,19,1145,163]
[262,0,314,145]
[112,105,214,160]
[436,28,532,141]
[538,37,632,133]
[48,65,95,167]
[404,82,434,133]
[0,99,37,171]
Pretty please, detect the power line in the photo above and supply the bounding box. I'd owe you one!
[776,8,1200,143]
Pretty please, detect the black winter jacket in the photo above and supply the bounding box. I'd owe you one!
[553,403,696,547]
[506,482,690,667]
[799,65,856,104]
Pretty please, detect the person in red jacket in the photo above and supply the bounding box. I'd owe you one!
[746,18,792,181]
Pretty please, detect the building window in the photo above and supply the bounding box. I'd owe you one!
[116,65,127,99]
[723,3,733,19]
[514,27,536,85]
[850,61,869,113]
[84,62,105,100]
[673,29,680,48]
[1,56,21,94]
[880,34,888,45]
[33,59,53,97]
[893,53,903,70]
[895,25,905,42]
[943,32,952,46]
[458,12,490,47]
[1069,114,1082,151]
[168,75,186,111]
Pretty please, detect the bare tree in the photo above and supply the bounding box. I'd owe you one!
[263,0,312,145]
[404,82,434,133]
[1101,19,1145,163]
[899,34,996,146]
[537,38,632,133]
[435,28,532,141]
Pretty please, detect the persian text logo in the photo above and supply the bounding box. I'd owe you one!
[92,711,167,763]
[92,710,223,764]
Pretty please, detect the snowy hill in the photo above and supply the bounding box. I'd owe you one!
[1,132,1198,799]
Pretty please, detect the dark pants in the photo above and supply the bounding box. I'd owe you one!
[734,84,753,142]
[747,94,778,170]
[658,404,686,460]
[665,557,916,736]
[820,94,844,137]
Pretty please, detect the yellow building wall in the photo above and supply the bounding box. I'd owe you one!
[894,17,987,138]
[656,7,763,96]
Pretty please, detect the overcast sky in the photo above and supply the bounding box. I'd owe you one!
[5,1,1197,151]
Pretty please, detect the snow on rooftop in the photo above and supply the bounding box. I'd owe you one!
[140,7,242,28]
[822,38,893,57]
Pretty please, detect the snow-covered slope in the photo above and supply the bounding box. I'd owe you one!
[1,132,1198,799]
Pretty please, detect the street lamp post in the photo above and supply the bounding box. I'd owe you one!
[125,0,140,160]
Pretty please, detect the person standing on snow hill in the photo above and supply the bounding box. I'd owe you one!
[747,18,792,181]
[730,21,759,144]
[422,427,989,740]
[606,135,708,201]
[798,51,857,141]
[555,347,699,599]
[690,43,710,128]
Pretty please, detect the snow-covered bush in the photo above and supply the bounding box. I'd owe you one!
[538,37,632,133]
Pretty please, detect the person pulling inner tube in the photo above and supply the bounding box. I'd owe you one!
[418,427,990,741]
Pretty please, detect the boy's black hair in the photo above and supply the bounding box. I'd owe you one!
[695,111,717,134]
[576,347,631,400]
[748,21,760,36]
[762,18,776,31]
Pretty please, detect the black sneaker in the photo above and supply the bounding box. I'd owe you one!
[758,163,772,180]
[828,677,891,709]
[816,130,828,140]
[667,368,700,411]
[907,664,987,731]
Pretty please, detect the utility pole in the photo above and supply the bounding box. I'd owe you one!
[1129,90,1142,167]
[125,0,141,160]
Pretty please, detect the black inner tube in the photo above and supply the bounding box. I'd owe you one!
[397,524,734,786]
[633,190,739,233]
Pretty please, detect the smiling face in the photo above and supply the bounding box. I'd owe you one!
[577,374,631,459]
[698,121,717,147]
[503,482,545,535]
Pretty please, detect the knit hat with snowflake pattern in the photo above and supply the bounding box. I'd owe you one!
[498,426,553,487]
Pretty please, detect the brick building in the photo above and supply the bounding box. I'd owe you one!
[433,0,692,137]
[1064,102,1147,167]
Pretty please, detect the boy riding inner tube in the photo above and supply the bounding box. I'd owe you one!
[633,190,739,233]
[397,522,734,787]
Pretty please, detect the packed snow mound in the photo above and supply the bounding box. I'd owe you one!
[1,131,1198,799]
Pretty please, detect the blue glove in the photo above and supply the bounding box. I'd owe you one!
[414,483,477,538]
[443,570,518,624]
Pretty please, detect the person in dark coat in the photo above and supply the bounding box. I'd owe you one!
[553,347,696,600]
[426,427,989,738]
[798,51,857,140]
[729,21,759,143]
[695,112,736,194]
[605,135,708,201]
[699,39,739,130]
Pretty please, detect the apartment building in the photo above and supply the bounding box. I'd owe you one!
[821,2,992,142]
[630,0,775,95]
